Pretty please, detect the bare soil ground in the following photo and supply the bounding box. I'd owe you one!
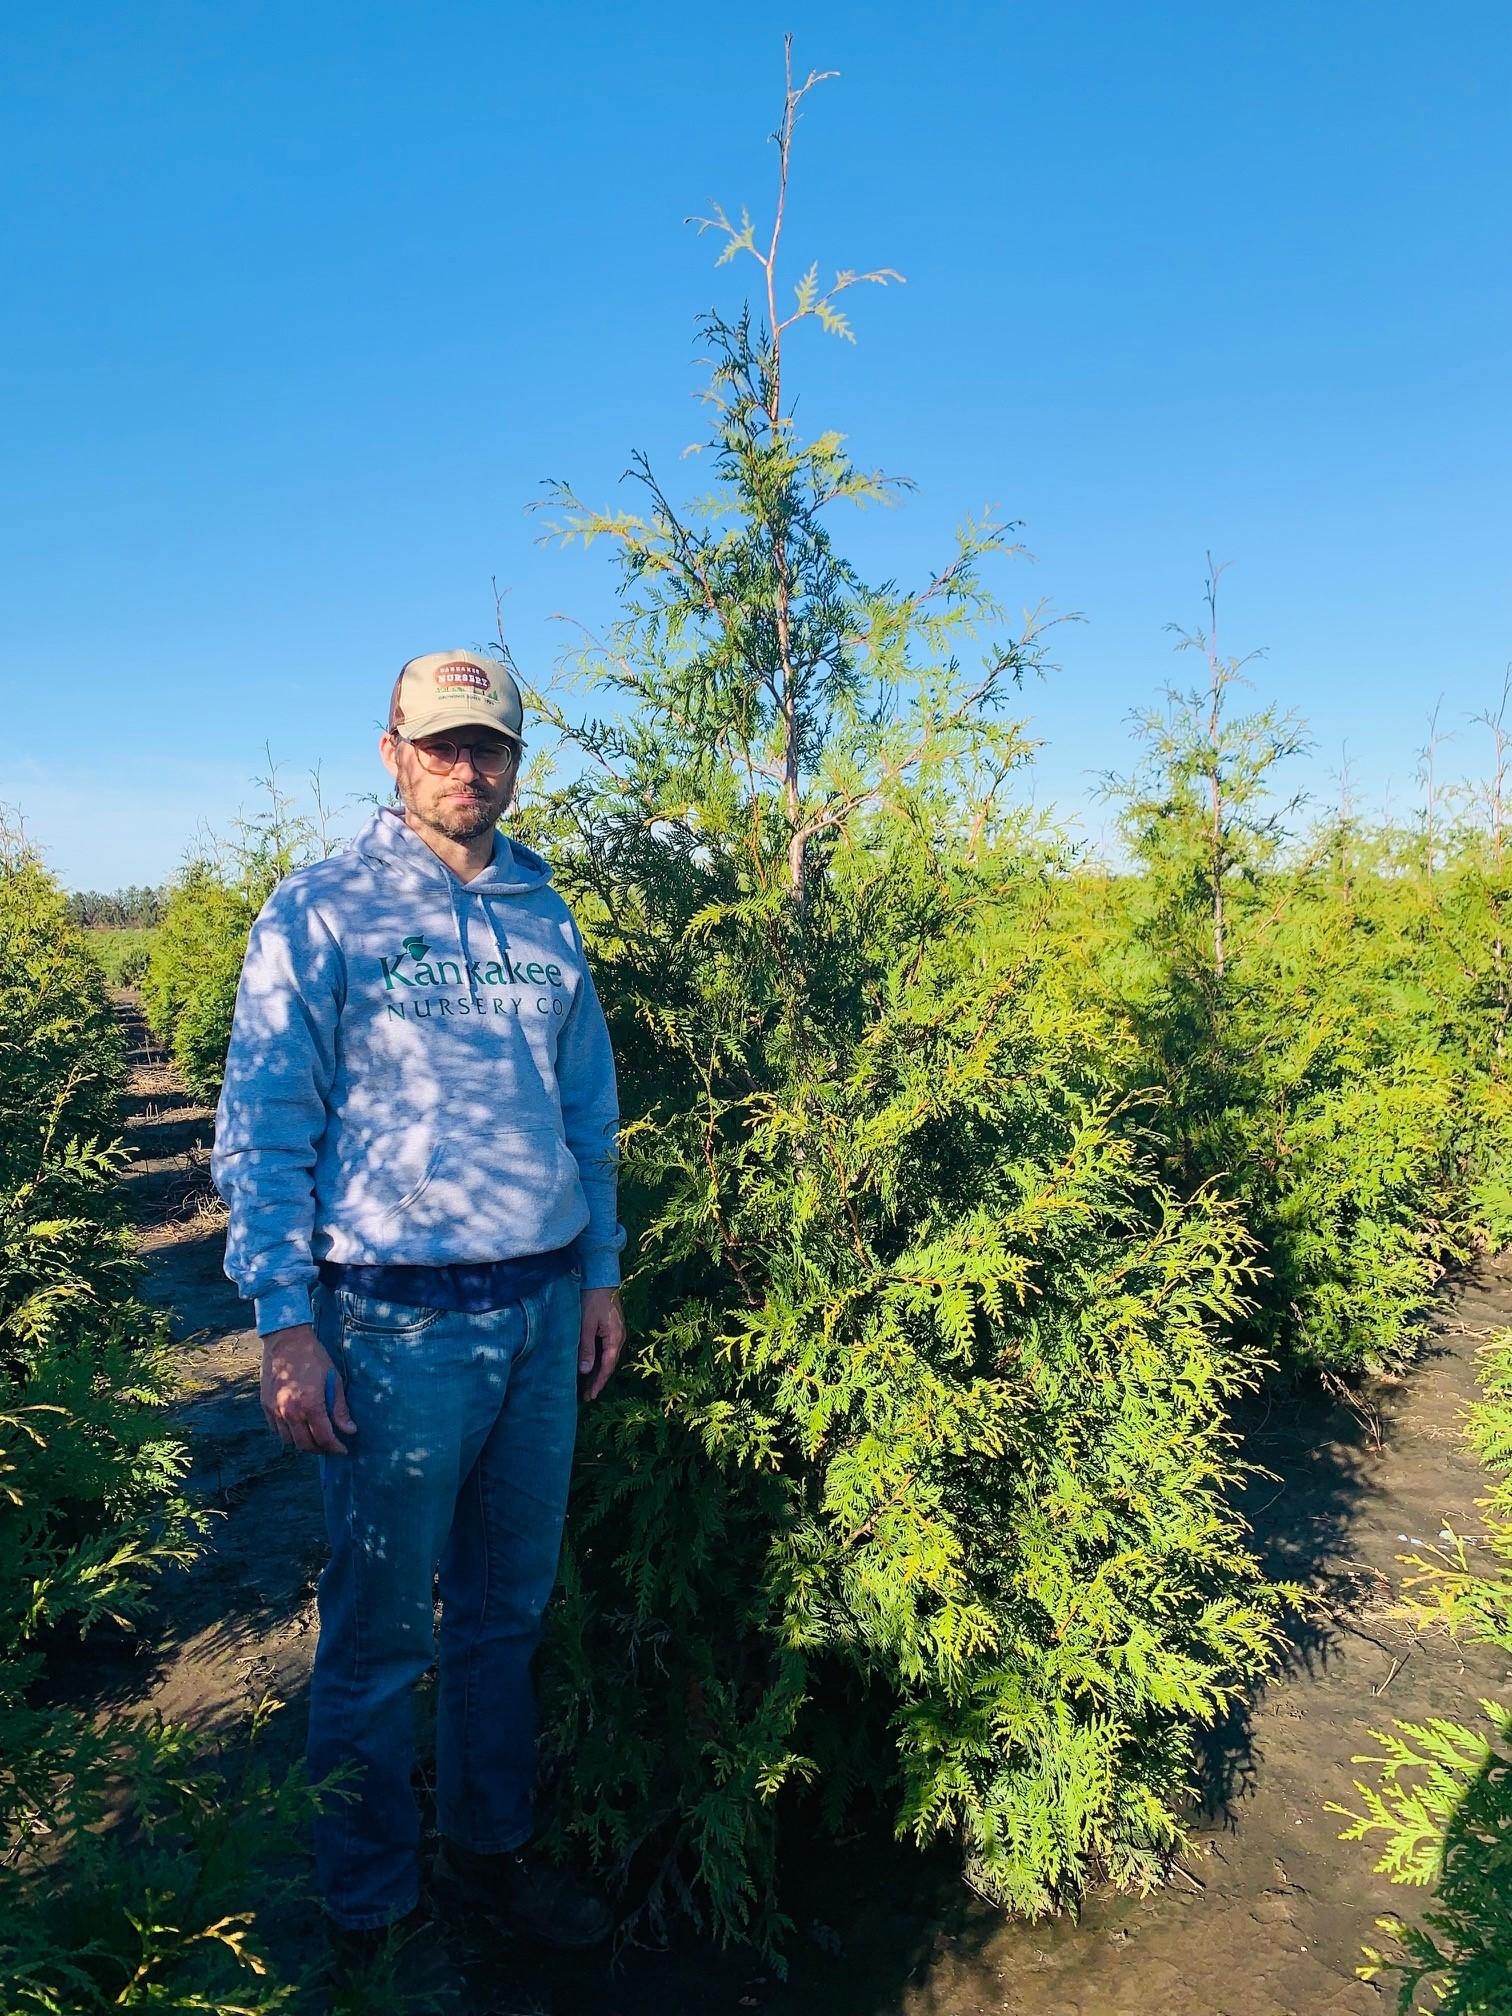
[111,1000,1512,2015]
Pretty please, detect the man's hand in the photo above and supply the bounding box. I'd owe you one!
[261,1323,356,1454]
[577,1287,626,1402]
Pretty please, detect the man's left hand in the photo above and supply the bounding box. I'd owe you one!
[578,1286,626,1401]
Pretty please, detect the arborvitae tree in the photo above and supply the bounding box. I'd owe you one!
[0,822,312,2013]
[520,48,1284,1951]
[1096,559,1309,1194]
[1085,581,1512,1374]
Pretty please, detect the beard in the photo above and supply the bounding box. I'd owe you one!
[429,799,500,841]
[401,781,506,844]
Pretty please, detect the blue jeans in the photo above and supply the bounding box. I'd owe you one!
[306,1270,581,1930]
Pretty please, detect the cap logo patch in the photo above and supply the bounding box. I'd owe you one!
[434,662,491,695]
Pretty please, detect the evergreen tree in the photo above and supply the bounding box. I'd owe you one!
[519,47,1284,1948]
[1091,578,1511,1373]
[0,823,314,2013]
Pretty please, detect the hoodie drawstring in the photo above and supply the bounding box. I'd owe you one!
[480,896,513,974]
[356,810,537,981]
[448,879,515,982]
[448,883,469,976]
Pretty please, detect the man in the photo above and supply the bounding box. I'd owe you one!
[212,649,625,1964]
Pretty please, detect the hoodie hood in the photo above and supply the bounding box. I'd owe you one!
[353,806,554,897]
[352,808,556,986]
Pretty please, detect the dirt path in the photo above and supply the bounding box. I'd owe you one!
[115,999,1512,2015]
[115,1004,327,1744]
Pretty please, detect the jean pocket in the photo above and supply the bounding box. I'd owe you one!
[337,1291,445,1335]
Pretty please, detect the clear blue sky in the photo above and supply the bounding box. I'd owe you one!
[4,0,1508,889]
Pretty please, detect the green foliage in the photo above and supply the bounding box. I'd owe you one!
[0,843,196,1692]
[1329,1326,1512,2012]
[144,868,264,1102]
[525,59,1285,1951]
[87,928,159,989]
[0,825,308,2014]
[1083,575,1512,1375]
[66,886,166,931]
[143,759,340,1099]
[0,1702,315,2014]
[75,53,1508,1966]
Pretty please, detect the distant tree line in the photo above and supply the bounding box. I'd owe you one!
[65,884,168,929]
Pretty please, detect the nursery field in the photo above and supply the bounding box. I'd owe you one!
[11,984,1512,2016]
[7,296,1512,2016]
[6,698,1512,2014]
[5,75,1511,2014]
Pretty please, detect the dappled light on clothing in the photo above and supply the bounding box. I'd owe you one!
[307,1275,582,1928]
[211,807,623,1339]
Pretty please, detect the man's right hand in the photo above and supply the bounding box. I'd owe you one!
[261,1324,356,1455]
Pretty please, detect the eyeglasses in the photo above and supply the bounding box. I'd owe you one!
[396,732,519,779]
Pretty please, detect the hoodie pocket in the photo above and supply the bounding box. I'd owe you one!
[383,1142,443,1220]
[324,1135,443,1229]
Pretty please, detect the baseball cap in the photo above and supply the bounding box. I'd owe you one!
[388,650,525,747]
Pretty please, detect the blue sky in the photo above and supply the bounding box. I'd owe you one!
[4,0,1508,889]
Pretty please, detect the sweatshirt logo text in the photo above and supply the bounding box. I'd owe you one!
[378,936,566,994]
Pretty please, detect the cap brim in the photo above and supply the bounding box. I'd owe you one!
[395,703,523,746]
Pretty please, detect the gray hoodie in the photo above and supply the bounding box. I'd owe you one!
[211,807,624,1336]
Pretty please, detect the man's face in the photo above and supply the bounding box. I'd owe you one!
[380,724,519,844]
